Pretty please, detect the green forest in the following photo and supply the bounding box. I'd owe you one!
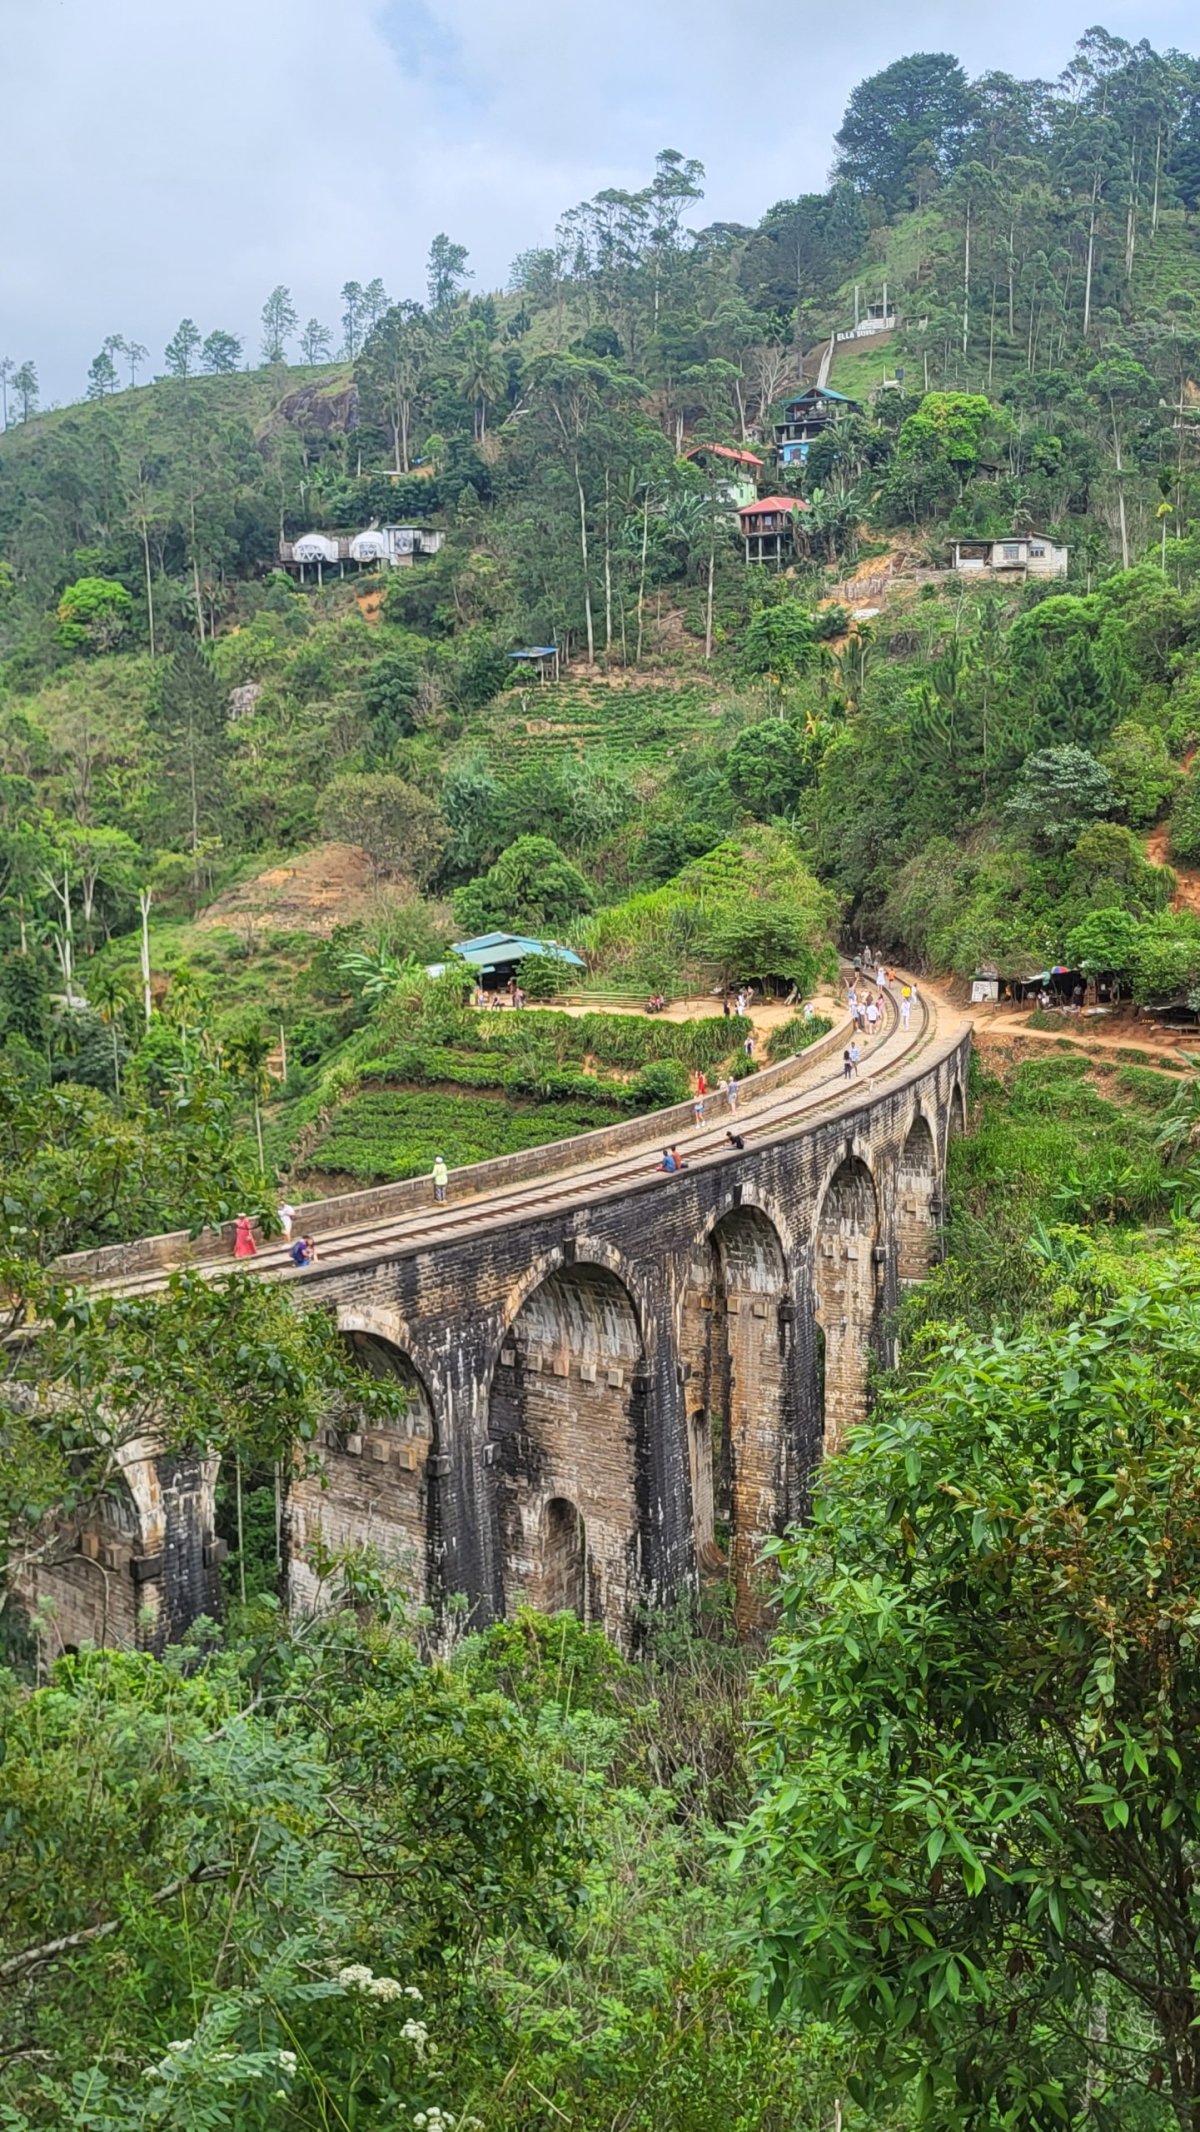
[10,22,1200,2130]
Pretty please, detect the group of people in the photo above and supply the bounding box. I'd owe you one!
[658,1129,745,1175]
[691,1068,744,1125]
[231,1204,318,1267]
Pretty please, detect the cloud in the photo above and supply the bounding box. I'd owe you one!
[3,0,1198,403]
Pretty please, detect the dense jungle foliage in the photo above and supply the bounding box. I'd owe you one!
[10,22,1200,2130]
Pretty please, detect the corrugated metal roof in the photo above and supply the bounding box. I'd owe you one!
[738,496,809,516]
[685,443,764,468]
[446,932,586,970]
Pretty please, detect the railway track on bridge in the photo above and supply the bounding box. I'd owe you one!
[82,982,960,1302]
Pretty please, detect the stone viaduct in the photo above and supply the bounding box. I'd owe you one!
[21,1008,970,1653]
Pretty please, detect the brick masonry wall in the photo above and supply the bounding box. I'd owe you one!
[43,1033,969,1652]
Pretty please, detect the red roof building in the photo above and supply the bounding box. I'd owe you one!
[737,495,807,565]
[685,443,765,468]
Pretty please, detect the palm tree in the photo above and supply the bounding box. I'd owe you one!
[454,322,507,442]
[223,1021,274,1175]
[90,968,131,1098]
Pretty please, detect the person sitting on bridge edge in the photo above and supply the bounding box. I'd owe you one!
[432,1154,449,1204]
[289,1235,317,1268]
[726,1130,745,1151]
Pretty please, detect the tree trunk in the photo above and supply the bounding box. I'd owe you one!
[1111,407,1130,571]
[139,498,156,659]
[603,470,613,658]
[1084,165,1101,338]
[139,889,153,1027]
[704,531,715,662]
[962,196,971,358]
[1152,126,1163,236]
[235,1456,246,1606]
[636,488,650,666]
[574,458,595,664]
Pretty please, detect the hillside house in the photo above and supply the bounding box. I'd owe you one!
[774,387,861,468]
[683,443,764,510]
[951,532,1069,579]
[738,495,808,566]
[278,525,445,580]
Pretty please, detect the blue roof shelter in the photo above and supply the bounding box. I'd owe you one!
[428,932,585,985]
[508,645,561,682]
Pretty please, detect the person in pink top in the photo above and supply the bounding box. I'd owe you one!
[233,1214,257,1258]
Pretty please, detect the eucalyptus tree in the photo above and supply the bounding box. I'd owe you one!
[298,317,332,364]
[12,361,38,420]
[340,279,366,358]
[260,284,298,363]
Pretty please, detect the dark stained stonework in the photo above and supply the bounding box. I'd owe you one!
[20,1033,969,1654]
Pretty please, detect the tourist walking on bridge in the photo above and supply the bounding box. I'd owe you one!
[432,1154,449,1204]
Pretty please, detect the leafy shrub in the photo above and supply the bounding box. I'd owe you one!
[628,1059,691,1110]
[1170,767,1200,865]
[518,951,575,1000]
[1101,719,1181,826]
[766,1013,834,1062]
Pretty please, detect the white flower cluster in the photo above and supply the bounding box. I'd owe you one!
[413,2112,481,2131]
[335,1964,425,2012]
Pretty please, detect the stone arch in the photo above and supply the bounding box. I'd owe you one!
[948,1080,967,1144]
[814,1153,881,1453]
[487,1260,650,1644]
[896,1113,939,1285]
[287,1310,440,1616]
[539,1496,601,1623]
[14,1439,221,1657]
[680,1200,793,1632]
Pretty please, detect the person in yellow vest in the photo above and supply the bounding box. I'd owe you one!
[432,1154,449,1205]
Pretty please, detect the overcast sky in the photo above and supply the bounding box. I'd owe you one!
[6,0,1200,405]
